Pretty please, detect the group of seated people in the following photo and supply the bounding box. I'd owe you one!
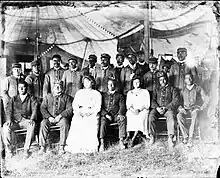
[0,47,210,159]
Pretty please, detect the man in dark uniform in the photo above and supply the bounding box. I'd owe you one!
[39,80,73,154]
[136,50,150,76]
[143,57,160,98]
[148,71,180,148]
[43,54,65,97]
[169,47,198,91]
[99,78,126,151]
[2,80,37,158]
[25,60,44,102]
[62,58,83,98]
[82,54,98,78]
[95,53,115,93]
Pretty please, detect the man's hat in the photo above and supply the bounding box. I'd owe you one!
[116,53,125,59]
[149,57,158,64]
[12,63,21,68]
[88,54,97,61]
[31,60,40,66]
[127,52,136,58]
[54,80,63,86]
[68,57,78,63]
[157,71,167,78]
[52,54,61,61]
[101,53,111,59]
[136,50,145,55]
[177,47,187,52]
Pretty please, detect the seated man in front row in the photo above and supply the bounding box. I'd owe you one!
[148,71,180,148]
[2,80,37,158]
[39,80,73,154]
[177,73,209,147]
[99,78,127,151]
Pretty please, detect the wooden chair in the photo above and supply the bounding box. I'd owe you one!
[156,117,180,142]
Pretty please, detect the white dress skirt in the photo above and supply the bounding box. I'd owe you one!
[65,89,101,154]
[126,88,150,135]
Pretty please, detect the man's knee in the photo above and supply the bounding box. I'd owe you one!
[177,112,184,122]
[149,109,158,122]
[165,110,175,120]
[58,117,70,128]
[40,119,50,129]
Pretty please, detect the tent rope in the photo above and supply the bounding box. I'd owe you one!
[73,7,116,38]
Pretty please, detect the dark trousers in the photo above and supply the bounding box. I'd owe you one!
[39,117,70,147]
[99,115,126,140]
[148,109,175,136]
[177,109,200,139]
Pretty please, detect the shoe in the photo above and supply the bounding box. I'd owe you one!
[182,137,188,144]
[38,146,46,155]
[99,144,105,152]
[59,146,66,154]
[187,138,193,148]
[168,136,174,148]
[23,149,30,158]
[119,140,126,150]
[149,134,155,145]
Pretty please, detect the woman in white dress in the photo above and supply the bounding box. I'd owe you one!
[65,75,102,153]
[126,75,150,146]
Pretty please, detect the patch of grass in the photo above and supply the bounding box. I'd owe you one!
[2,139,219,177]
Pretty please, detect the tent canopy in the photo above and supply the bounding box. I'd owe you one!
[0,3,218,68]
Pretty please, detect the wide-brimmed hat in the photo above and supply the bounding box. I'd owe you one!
[149,57,158,64]
[31,60,40,66]
[101,53,111,59]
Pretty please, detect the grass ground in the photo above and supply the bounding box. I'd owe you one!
[1,138,220,178]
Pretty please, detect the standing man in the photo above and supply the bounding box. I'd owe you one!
[39,80,73,154]
[43,54,65,97]
[169,48,198,91]
[82,54,98,78]
[177,73,209,147]
[2,80,37,158]
[114,53,126,95]
[148,71,180,148]
[95,53,115,93]
[2,63,24,111]
[25,60,44,102]
[143,57,160,98]
[98,78,127,151]
[136,50,150,76]
[62,58,83,98]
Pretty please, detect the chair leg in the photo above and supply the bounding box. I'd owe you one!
[177,124,180,143]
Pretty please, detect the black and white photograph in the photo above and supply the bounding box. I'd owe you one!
[0,1,220,177]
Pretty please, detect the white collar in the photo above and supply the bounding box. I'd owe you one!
[108,90,116,94]
[54,67,61,70]
[116,64,124,68]
[70,67,78,72]
[138,61,146,65]
[20,94,27,102]
[186,84,194,90]
[102,66,109,70]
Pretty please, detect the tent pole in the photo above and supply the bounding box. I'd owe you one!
[0,2,5,57]
[81,41,89,70]
[35,4,40,60]
[144,1,150,63]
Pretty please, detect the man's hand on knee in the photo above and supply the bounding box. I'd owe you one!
[28,120,35,126]
[117,115,125,122]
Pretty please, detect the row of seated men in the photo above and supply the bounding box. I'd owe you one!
[0,47,209,158]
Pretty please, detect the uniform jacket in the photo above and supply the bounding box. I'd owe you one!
[95,66,116,93]
[169,62,198,90]
[136,62,150,76]
[6,94,37,122]
[179,84,209,110]
[25,73,44,100]
[62,68,83,98]
[143,70,160,92]
[40,93,73,120]
[101,91,126,117]
[152,84,180,110]
[43,67,65,97]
